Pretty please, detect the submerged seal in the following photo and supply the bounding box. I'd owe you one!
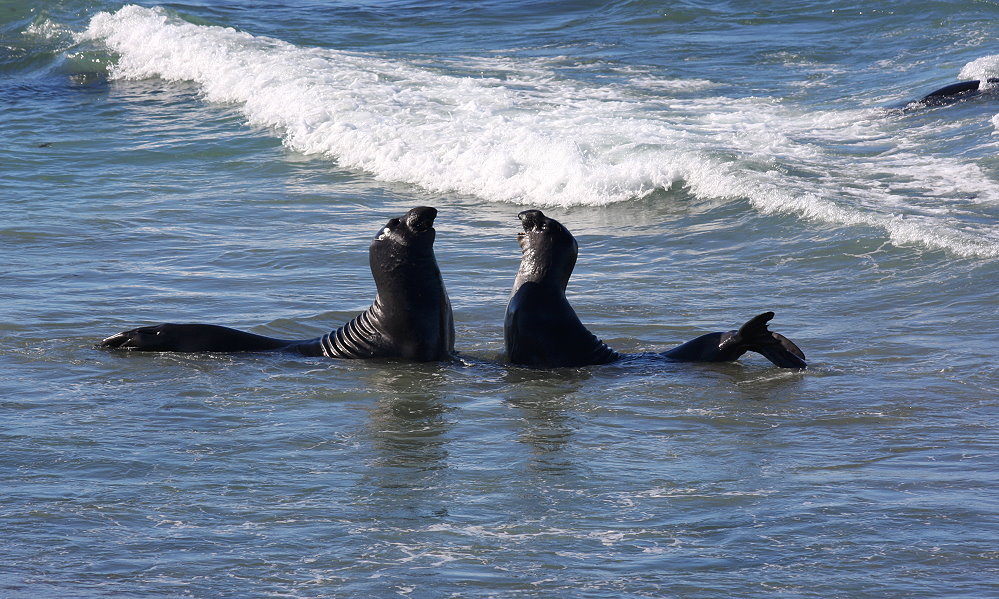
[100,206,455,362]
[505,209,807,369]
[912,78,999,107]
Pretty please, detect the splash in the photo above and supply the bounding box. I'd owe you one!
[82,6,999,258]
[959,54,999,88]
[25,19,72,41]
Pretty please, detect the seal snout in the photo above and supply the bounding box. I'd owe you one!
[405,206,437,233]
[518,209,547,232]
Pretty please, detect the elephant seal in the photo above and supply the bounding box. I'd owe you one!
[912,78,999,107]
[504,210,806,369]
[100,206,455,362]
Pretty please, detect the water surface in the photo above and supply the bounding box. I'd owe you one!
[2,1,997,597]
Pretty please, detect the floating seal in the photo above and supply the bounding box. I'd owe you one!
[912,78,999,107]
[100,206,455,362]
[505,210,806,369]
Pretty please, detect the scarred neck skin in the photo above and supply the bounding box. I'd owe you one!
[511,209,578,297]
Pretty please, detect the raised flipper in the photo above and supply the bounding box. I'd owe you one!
[717,312,806,368]
[661,311,806,369]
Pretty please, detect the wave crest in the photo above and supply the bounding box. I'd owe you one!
[83,5,999,258]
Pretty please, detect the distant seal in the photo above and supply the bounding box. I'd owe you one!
[912,78,999,107]
[505,209,806,369]
[100,206,455,362]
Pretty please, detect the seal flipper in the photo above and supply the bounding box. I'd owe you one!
[718,312,806,368]
[660,312,806,369]
[98,323,295,353]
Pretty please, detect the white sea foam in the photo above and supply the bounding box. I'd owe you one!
[959,54,999,86]
[26,19,69,39]
[82,5,999,257]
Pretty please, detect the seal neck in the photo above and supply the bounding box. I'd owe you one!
[372,251,442,306]
[512,242,576,296]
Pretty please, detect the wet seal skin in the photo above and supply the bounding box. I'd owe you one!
[505,209,806,369]
[100,206,454,362]
[908,78,999,108]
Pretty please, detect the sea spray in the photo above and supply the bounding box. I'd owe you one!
[82,5,999,257]
[959,54,999,87]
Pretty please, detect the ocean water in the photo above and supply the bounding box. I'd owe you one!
[2,0,998,597]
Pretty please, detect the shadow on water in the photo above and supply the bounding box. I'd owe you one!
[500,366,591,476]
[367,364,452,472]
[349,361,454,520]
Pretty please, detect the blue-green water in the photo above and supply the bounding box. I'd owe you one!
[2,1,998,597]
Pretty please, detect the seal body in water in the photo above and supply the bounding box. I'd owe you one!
[100,206,455,362]
[911,78,999,107]
[504,210,807,369]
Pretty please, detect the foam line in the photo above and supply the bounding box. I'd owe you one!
[82,6,999,258]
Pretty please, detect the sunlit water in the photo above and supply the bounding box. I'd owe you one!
[2,1,997,597]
